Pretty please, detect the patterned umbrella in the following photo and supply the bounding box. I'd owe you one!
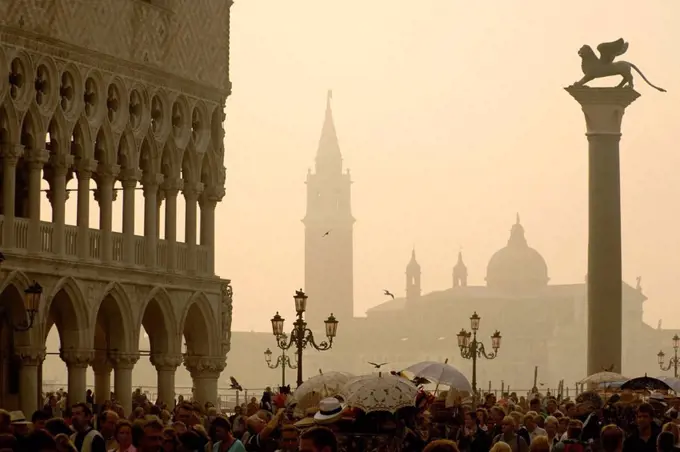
[403,361,472,392]
[579,371,627,385]
[293,371,355,402]
[341,373,418,414]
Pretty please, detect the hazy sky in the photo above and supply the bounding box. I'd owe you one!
[216,0,680,333]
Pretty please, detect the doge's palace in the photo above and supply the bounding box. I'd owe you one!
[0,0,232,415]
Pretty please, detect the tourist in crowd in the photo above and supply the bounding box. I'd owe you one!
[111,419,135,452]
[457,411,491,452]
[70,402,106,452]
[623,403,661,452]
[492,415,529,452]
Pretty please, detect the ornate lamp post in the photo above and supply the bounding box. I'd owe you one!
[264,333,297,387]
[456,312,501,397]
[270,289,339,387]
[658,334,680,378]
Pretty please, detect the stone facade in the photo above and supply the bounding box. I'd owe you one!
[0,0,232,415]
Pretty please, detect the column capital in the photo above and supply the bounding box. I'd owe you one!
[182,181,204,200]
[150,353,183,371]
[95,164,121,182]
[26,148,50,169]
[60,348,95,369]
[75,159,98,178]
[142,173,164,193]
[564,86,640,135]
[48,154,74,176]
[183,355,225,378]
[91,354,113,374]
[1,144,24,164]
[14,346,46,366]
[110,353,140,370]
[161,177,183,197]
[200,186,225,206]
[120,168,143,185]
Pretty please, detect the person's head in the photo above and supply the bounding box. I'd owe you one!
[422,439,460,452]
[567,419,583,440]
[564,401,576,417]
[209,416,233,442]
[162,427,178,452]
[31,410,51,430]
[464,411,478,429]
[501,415,516,435]
[98,410,119,437]
[175,402,193,425]
[475,408,488,425]
[115,419,133,448]
[663,422,679,443]
[557,416,569,434]
[299,426,338,452]
[45,417,72,437]
[26,428,58,451]
[233,406,242,416]
[530,398,541,412]
[546,399,558,414]
[637,403,654,430]
[509,411,523,430]
[658,431,676,452]
[600,424,624,452]
[139,419,164,452]
[172,420,187,434]
[71,403,93,432]
[490,442,512,452]
[529,436,550,452]
[524,411,537,431]
[544,416,558,437]
[279,424,299,452]
[490,405,506,423]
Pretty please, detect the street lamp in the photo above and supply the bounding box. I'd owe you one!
[0,256,42,331]
[264,334,298,387]
[457,311,501,397]
[270,289,339,387]
[658,334,680,378]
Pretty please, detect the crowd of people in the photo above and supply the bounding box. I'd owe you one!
[1,386,680,451]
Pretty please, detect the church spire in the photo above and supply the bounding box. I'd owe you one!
[315,89,343,174]
[453,248,468,288]
[406,247,421,301]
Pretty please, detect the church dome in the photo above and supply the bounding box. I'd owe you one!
[485,215,549,290]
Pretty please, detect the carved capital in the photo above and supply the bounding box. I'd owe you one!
[110,353,140,370]
[161,177,183,197]
[200,186,224,206]
[182,181,204,200]
[150,353,183,371]
[75,159,98,179]
[15,346,46,366]
[26,148,50,169]
[94,164,121,183]
[61,349,95,369]
[142,173,164,193]
[119,168,143,186]
[47,154,74,176]
[183,355,226,378]
[565,86,640,135]
[1,144,24,165]
[91,353,113,374]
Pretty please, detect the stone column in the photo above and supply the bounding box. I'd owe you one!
[142,173,163,268]
[566,86,640,375]
[15,346,45,416]
[91,353,112,406]
[120,169,141,266]
[2,145,24,248]
[183,182,203,273]
[150,353,183,407]
[76,160,97,260]
[162,178,182,272]
[46,155,74,256]
[26,149,49,253]
[184,355,225,405]
[111,353,139,416]
[199,189,221,275]
[94,165,120,263]
[156,190,164,239]
[61,349,94,406]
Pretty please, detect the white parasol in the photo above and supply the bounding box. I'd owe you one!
[293,371,355,402]
[341,373,418,414]
[403,360,473,393]
[579,371,628,386]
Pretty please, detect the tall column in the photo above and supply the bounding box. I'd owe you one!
[76,160,97,260]
[199,188,221,275]
[183,182,203,273]
[26,149,49,253]
[94,165,120,263]
[566,86,640,375]
[111,353,139,416]
[120,169,141,265]
[184,356,225,405]
[142,173,163,268]
[46,155,74,256]
[91,353,112,406]
[150,354,183,407]
[61,349,94,406]
[15,346,45,416]
[156,190,164,239]
[2,145,24,248]
[162,178,182,272]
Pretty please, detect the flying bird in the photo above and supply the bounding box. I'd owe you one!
[368,362,388,369]
[322,230,331,237]
[384,290,395,299]
[229,376,243,391]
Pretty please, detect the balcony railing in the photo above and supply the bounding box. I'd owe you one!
[0,216,211,276]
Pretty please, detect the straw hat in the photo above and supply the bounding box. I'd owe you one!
[294,417,317,429]
[314,397,345,425]
[9,411,30,425]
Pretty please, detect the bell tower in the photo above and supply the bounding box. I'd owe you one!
[303,91,355,329]
[406,248,421,301]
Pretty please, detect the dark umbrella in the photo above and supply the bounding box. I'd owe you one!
[620,375,672,391]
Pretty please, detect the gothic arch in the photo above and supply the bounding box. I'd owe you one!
[70,116,94,161]
[200,150,218,188]
[180,145,199,183]
[90,282,134,353]
[160,140,179,178]
[117,127,136,170]
[20,104,44,150]
[47,111,69,156]
[179,291,217,356]
[0,270,35,348]
[0,100,19,145]
[94,121,116,166]
[138,286,179,354]
[0,270,31,296]
[138,135,160,174]
[41,276,89,349]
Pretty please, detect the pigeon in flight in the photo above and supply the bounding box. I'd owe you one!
[384,290,395,299]
[369,362,388,369]
[322,230,331,237]
[229,376,243,391]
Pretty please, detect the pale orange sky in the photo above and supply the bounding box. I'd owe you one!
[215,0,680,333]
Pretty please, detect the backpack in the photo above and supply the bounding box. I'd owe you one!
[563,439,588,452]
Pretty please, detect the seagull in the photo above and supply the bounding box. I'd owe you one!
[322,230,331,237]
[384,289,395,299]
[368,362,388,369]
[229,376,243,391]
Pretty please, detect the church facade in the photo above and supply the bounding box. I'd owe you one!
[229,93,675,392]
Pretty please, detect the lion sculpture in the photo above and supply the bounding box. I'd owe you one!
[573,38,666,92]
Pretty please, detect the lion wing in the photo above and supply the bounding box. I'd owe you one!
[596,38,629,64]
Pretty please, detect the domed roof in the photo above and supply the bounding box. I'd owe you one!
[485,215,549,290]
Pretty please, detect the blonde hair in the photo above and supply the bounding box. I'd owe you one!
[423,440,460,452]
[529,436,550,452]
[663,422,680,438]
[509,411,523,426]
[55,433,78,452]
[544,415,558,427]
[490,442,512,452]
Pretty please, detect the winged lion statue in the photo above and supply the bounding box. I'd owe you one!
[573,38,666,92]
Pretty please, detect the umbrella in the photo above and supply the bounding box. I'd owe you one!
[655,376,680,393]
[293,371,354,402]
[403,361,473,393]
[620,375,672,392]
[579,371,628,386]
[341,373,418,414]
